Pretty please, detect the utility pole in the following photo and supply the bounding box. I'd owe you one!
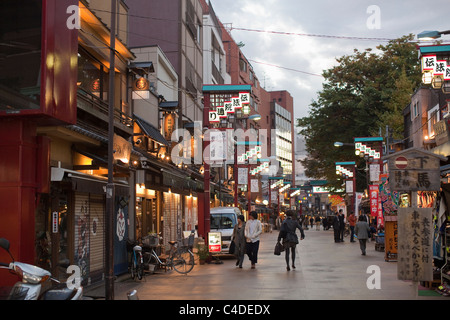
[105,0,117,301]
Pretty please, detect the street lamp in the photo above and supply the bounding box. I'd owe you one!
[417,30,450,40]
[334,141,354,147]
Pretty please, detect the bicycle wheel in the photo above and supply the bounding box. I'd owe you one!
[146,252,159,274]
[172,249,195,274]
[130,259,136,280]
[136,254,144,280]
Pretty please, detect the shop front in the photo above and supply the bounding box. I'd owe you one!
[50,167,130,285]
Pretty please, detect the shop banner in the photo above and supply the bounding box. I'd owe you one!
[369,185,379,217]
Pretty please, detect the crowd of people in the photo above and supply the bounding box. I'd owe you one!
[230,209,381,271]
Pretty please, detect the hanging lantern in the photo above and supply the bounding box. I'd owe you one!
[442,80,450,94]
[422,71,433,85]
[432,75,444,89]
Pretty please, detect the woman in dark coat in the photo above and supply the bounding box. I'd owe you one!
[278,210,305,271]
[232,215,246,268]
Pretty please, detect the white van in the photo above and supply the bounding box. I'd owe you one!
[210,207,241,253]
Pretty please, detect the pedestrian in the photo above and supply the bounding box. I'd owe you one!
[245,211,262,269]
[309,216,314,229]
[322,216,328,230]
[278,210,305,271]
[355,215,371,255]
[333,211,340,243]
[232,215,246,268]
[348,212,356,242]
[338,209,345,242]
[315,215,321,230]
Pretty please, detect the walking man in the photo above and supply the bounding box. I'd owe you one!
[245,211,262,269]
[348,212,356,242]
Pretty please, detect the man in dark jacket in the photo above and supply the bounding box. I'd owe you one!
[278,210,305,271]
[338,209,345,242]
[333,211,341,243]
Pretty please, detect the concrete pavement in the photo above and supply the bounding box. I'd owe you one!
[85,226,448,301]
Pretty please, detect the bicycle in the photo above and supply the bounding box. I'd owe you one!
[141,232,195,275]
[127,239,144,280]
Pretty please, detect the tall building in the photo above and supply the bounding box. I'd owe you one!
[128,0,204,128]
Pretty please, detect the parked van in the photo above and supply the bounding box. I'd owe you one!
[210,207,241,253]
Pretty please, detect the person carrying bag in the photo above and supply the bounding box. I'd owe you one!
[277,210,305,271]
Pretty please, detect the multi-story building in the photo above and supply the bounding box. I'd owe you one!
[128,0,204,128]
[0,1,79,289]
[1,0,137,289]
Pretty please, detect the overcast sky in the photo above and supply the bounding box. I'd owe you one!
[209,0,450,122]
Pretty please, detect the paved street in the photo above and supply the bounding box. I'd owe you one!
[87,227,448,301]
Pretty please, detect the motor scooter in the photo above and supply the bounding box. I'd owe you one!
[0,238,83,300]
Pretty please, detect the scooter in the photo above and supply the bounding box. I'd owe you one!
[0,238,83,300]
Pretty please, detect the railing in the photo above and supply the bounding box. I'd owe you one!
[77,89,133,130]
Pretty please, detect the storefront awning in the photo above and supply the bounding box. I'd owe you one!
[51,167,130,196]
[134,114,169,146]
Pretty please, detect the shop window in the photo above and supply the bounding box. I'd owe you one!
[0,0,42,108]
[77,49,109,101]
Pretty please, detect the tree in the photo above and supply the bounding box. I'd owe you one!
[297,35,421,192]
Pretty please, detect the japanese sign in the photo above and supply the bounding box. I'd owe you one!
[238,167,248,185]
[369,185,379,217]
[385,148,445,192]
[209,131,227,162]
[397,208,433,281]
[208,232,222,253]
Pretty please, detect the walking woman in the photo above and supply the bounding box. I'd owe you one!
[355,215,371,255]
[232,215,246,268]
[278,210,305,271]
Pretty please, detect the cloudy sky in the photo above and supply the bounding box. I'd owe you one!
[209,0,450,122]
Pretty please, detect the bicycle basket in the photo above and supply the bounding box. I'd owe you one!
[182,234,195,248]
[142,235,159,247]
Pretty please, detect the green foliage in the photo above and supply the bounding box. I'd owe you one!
[297,35,421,191]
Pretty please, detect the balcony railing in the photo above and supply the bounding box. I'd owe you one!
[77,88,133,134]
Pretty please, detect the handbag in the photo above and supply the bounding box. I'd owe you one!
[274,241,283,256]
[229,241,235,255]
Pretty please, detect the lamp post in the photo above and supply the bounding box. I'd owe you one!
[417,30,450,40]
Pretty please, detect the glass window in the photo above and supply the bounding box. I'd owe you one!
[77,49,109,101]
[210,213,236,229]
[0,0,42,109]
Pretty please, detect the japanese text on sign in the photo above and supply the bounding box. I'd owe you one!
[397,208,433,281]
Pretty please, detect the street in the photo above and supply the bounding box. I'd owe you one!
[87,227,448,301]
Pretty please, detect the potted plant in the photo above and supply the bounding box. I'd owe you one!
[196,242,210,265]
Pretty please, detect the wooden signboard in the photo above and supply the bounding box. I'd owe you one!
[397,208,433,281]
[385,148,446,192]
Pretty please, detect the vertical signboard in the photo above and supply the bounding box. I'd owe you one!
[397,208,433,281]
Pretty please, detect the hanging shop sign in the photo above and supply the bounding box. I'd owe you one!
[113,134,132,164]
[434,119,450,146]
[421,55,450,82]
[209,92,250,124]
[369,185,379,217]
